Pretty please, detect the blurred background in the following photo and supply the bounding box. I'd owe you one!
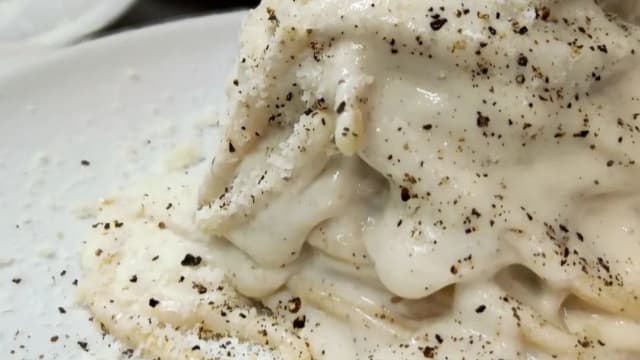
[104,0,260,34]
[0,0,260,73]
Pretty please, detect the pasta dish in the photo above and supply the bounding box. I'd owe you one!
[79,0,640,359]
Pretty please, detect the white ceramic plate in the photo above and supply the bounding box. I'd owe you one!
[0,11,243,358]
[0,0,136,76]
[0,0,136,46]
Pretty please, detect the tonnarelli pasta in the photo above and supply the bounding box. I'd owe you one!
[80,1,640,359]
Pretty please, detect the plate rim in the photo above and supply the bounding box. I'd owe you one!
[28,0,138,46]
[0,10,247,85]
[0,0,136,47]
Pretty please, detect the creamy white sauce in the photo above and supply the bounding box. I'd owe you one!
[80,1,640,359]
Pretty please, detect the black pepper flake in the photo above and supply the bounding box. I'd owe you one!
[450,265,458,274]
[191,345,201,351]
[537,6,551,21]
[266,7,279,26]
[515,74,525,84]
[517,54,528,66]
[598,340,606,346]
[50,335,59,343]
[423,346,436,358]
[77,341,89,352]
[11,278,21,284]
[578,338,591,348]
[292,315,306,329]
[475,305,487,313]
[476,112,490,128]
[228,142,236,153]
[435,334,444,344]
[430,18,448,31]
[148,298,160,308]
[158,222,166,229]
[129,275,138,283]
[336,101,346,114]
[488,26,497,36]
[192,282,208,294]
[597,44,608,53]
[80,160,91,166]
[606,160,614,167]
[517,26,528,35]
[576,232,584,242]
[511,307,521,322]
[181,254,202,267]
[597,257,611,273]
[58,307,66,314]
[573,130,589,138]
[423,124,433,130]
[400,187,411,202]
[286,92,293,101]
[287,297,302,313]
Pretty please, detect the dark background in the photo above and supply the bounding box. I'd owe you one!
[104,0,261,34]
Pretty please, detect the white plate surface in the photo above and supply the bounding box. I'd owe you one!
[0,11,243,359]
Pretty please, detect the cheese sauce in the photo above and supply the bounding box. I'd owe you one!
[80,1,640,359]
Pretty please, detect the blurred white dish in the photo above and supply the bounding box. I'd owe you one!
[0,11,242,358]
[0,0,135,46]
[0,0,136,74]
